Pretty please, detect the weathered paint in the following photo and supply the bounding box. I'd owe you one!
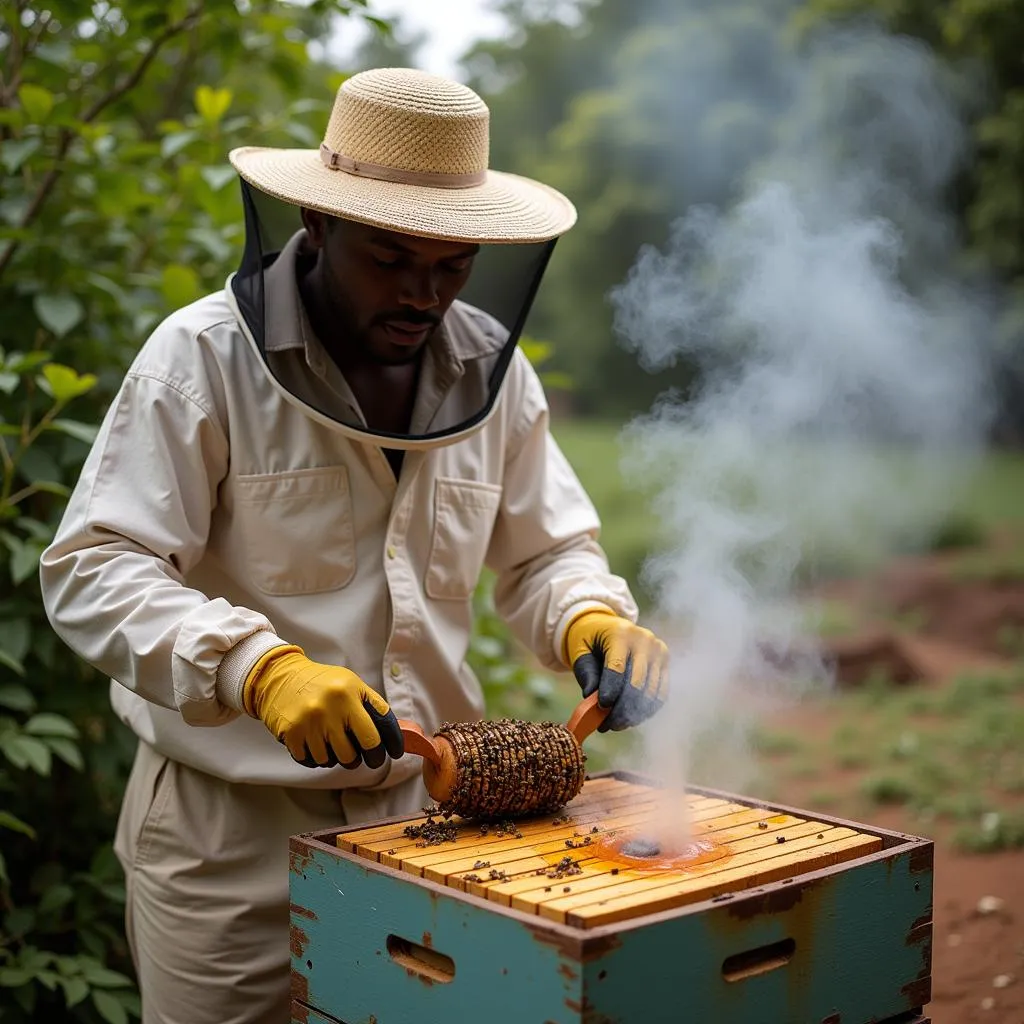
[291,924,309,959]
[290,777,933,1024]
[580,845,932,1024]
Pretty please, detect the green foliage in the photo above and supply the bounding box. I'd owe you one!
[0,1,380,1018]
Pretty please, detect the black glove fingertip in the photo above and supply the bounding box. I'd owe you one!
[339,729,363,770]
[573,652,601,698]
[362,743,387,770]
[597,663,627,710]
[366,701,405,760]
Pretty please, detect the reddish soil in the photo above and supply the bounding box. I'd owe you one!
[771,540,1024,1024]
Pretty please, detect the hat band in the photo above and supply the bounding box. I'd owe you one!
[319,143,486,189]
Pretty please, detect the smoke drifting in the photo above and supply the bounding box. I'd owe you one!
[609,27,995,797]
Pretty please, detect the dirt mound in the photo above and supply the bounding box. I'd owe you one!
[814,546,1024,685]
[880,561,1024,659]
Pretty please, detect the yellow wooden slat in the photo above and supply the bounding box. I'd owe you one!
[459,805,800,901]
[335,775,631,851]
[535,828,879,926]
[411,795,747,876]
[364,789,679,865]
[425,806,674,887]
[565,832,882,927]
[506,817,824,913]
[491,813,811,909]
[383,802,663,876]
[540,825,860,920]
[359,793,733,867]
[378,797,753,877]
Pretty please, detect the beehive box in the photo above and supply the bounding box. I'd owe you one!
[289,772,933,1024]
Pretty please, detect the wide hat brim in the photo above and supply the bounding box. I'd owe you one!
[228,146,577,245]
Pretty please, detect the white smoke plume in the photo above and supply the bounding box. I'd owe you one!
[608,27,995,803]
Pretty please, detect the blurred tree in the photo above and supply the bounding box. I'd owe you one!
[349,16,427,70]
[801,0,1024,438]
[464,0,1023,430]
[0,2,377,1019]
[464,0,797,417]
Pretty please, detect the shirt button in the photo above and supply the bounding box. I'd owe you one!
[386,545,397,559]
[390,663,401,679]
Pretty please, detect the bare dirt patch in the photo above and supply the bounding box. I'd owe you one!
[759,534,1024,1024]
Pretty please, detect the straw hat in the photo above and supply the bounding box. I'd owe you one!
[229,67,577,244]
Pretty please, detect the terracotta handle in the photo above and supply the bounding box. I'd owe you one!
[566,692,610,746]
[397,720,458,806]
[397,720,443,770]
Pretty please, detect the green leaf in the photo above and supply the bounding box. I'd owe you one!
[33,295,85,338]
[0,138,41,174]
[16,516,53,542]
[195,85,233,123]
[161,264,201,307]
[45,737,84,770]
[0,618,30,665]
[200,165,236,191]
[0,649,26,677]
[0,372,18,394]
[92,989,129,1024]
[8,537,41,585]
[0,967,35,987]
[37,883,74,915]
[284,122,318,146]
[0,683,33,710]
[518,337,553,366]
[160,129,197,159]
[61,976,89,1007]
[49,418,100,444]
[35,41,73,66]
[39,363,97,400]
[24,713,79,739]
[187,227,232,261]
[17,85,54,123]
[0,811,36,838]
[81,963,133,988]
[5,351,52,374]
[0,733,52,775]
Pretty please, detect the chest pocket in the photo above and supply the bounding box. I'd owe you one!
[425,478,503,601]
[234,466,356,596]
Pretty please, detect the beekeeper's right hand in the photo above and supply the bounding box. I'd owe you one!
[242,645,404,769]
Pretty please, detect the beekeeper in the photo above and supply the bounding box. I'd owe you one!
[40,67,670,1024]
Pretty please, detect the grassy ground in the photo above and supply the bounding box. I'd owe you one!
[748,667,1024,852]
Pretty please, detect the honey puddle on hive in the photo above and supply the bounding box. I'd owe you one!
[596,831,733,873]
[542,829,733,875]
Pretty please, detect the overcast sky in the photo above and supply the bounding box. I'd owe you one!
[331,0,509,80]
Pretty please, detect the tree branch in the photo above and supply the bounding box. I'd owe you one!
[0,4,204,282]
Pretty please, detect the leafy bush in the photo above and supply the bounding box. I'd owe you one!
[1,3,381,1019]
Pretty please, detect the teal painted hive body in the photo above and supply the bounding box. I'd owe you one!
[289,772,933,1024]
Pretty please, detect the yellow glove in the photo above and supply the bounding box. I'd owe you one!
[243,645,404,769]
[564,610,669,732]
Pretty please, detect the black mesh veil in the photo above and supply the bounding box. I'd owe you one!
[229,180,557,448]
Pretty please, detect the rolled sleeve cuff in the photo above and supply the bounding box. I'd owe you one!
[215,630,291,714]
[171,598,288,726]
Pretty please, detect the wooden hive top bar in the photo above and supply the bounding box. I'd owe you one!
[337,777,882,929]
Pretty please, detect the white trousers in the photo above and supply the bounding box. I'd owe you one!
[114,740,426,1024]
